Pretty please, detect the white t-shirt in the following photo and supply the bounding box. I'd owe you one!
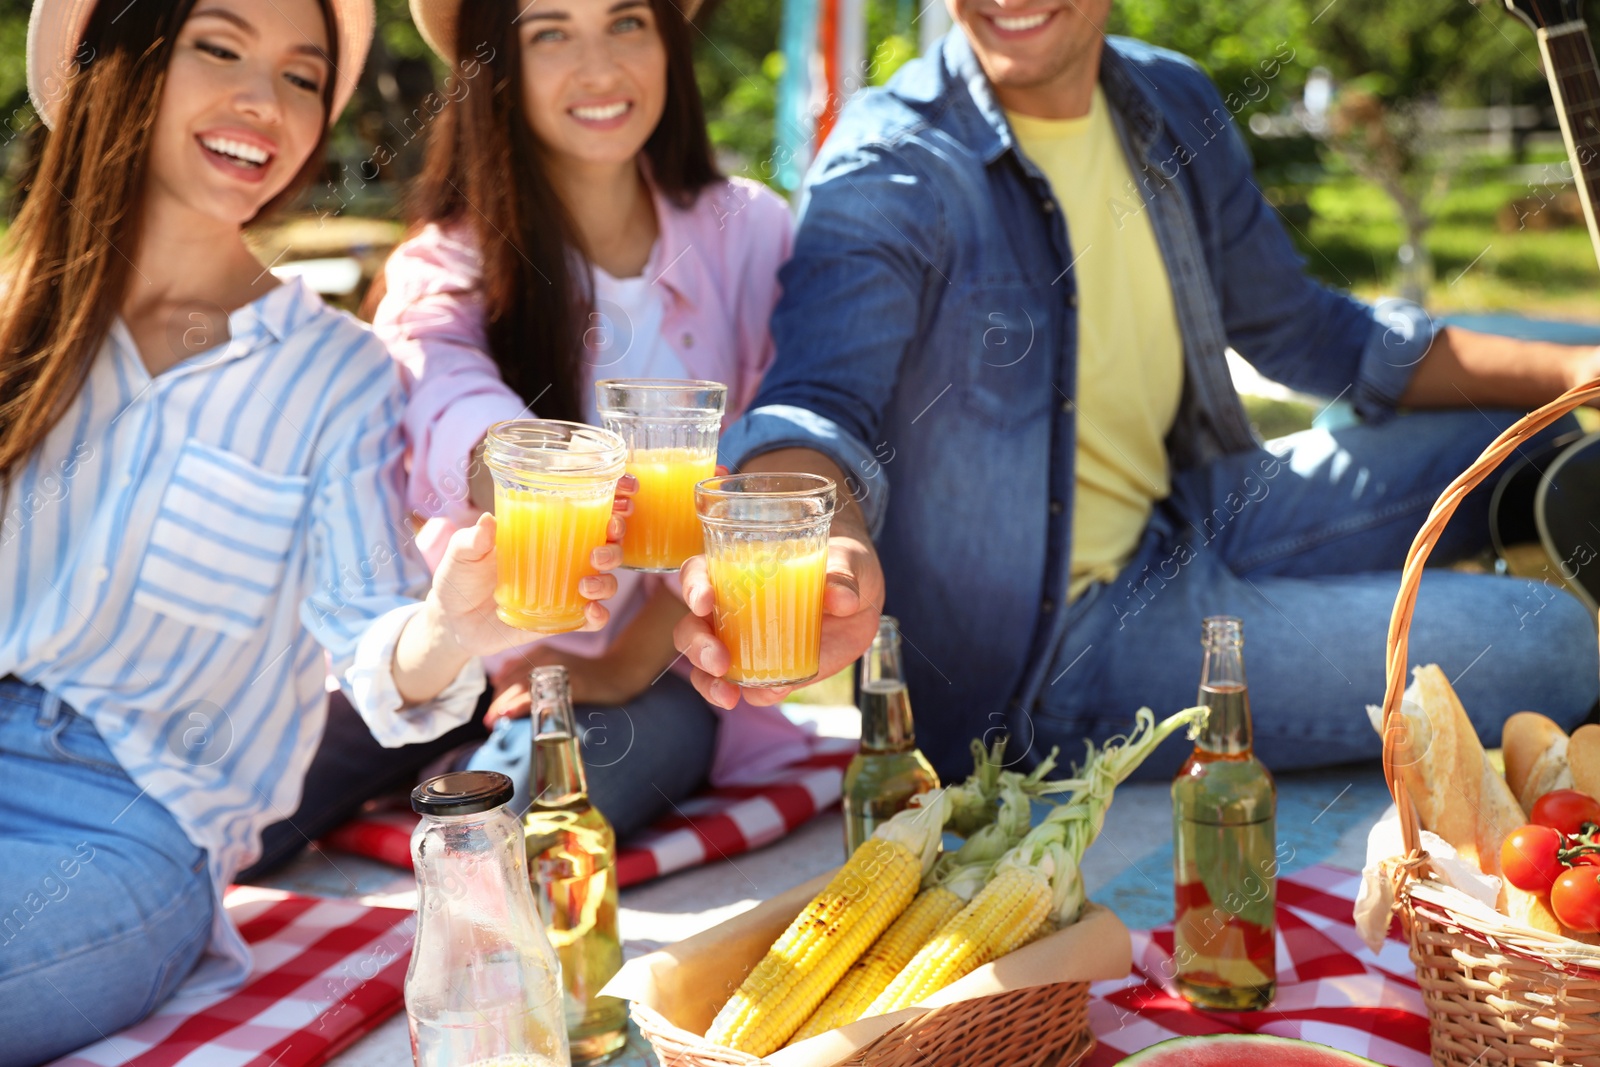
[532,258,693,654]
[579,263,689,425]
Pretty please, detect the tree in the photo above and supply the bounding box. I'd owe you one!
[1113,0,1580,303]
[1297,0,1555,301]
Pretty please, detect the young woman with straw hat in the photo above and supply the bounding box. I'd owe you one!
[367,0,806,837]
[0,1,628,1058]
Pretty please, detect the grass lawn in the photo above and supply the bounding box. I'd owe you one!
[1279,157,1600,320]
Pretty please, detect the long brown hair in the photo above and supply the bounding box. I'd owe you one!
[0,0,339,479]
[409,0,720,423]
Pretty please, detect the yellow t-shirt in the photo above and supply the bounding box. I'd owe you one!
[1008,88,1185,601]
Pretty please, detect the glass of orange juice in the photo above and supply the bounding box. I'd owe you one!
[595,379,726,573]
[483,420,626,633]
[694,473,837,688]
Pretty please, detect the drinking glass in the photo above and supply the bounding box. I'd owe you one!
[695,473,837,687]
[594,379,726,573]
[484,420,626,634]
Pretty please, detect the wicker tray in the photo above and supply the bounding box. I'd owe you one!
[1378,378,1600,1065]
[632,981,1092,1067]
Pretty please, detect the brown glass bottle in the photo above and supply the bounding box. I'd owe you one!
[1171,616,1278,1011]
[520,666,627,1064]
[842,616,939,855]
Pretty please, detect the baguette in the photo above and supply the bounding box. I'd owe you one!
[1383,665,1526,882]
[1570,724,1600,799]
[1502,712,1575,811]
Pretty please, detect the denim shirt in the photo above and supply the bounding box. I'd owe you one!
[718,30,1432,776]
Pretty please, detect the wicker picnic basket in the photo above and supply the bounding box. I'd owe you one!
[1380,379,1600,1065]
[631,980,1093,1067]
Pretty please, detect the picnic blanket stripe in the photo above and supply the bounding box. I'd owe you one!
[232,896,319,944]
[239,949,409,1067]
[317,733,856,888]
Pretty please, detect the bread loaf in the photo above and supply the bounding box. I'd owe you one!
[1505,883,1564,935]
[1570,724,1600,799]
[1384,665,1526,881]
[1502,712,1575,811]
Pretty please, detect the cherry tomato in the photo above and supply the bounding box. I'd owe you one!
[1574,852,1600,868]
[1531,789,1600,837]
[1551,867,1600,932]
[1501,824,1567,894]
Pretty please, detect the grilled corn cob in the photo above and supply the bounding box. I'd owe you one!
[865,863,1053,1014]
[789,883,963,1040]
[794,757,1054,1038]
[703,790,952,1055]
[867,706,1209,1015]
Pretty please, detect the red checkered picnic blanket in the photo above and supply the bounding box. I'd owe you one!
[49,861,1424,1067]
[47,888,412,1067]
[1085,864,1430,1066]
[322,735,860,887]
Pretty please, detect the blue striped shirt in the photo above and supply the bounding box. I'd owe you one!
[0,278,485,988]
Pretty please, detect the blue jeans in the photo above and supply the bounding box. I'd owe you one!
[0,680,213,1066]
[1034,409,1600,780]
[467,671,718,840]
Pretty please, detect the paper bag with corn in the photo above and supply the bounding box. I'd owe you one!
[607,706,1207,1066]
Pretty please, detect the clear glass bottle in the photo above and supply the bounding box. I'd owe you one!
[520,667,627,1064]
[842,615,940,855]
[406,770,570,1067]
[1172,616,1278,1011]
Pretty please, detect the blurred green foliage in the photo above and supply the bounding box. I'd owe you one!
[0,0,1574,188]
[0,0,1595,314]
[694,0,785,175]
[693,0,920,181]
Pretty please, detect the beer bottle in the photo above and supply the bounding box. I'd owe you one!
[1172,616,1278,1011]
[842,615,939,855]
[521,666,627,1063]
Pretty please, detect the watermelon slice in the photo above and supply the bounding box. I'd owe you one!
[1114,1035,1381,1066]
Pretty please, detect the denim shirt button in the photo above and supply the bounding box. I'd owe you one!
[1041,598,1055,614]
[1068,292,1078,309]
[1049,500,1063,515]
[1042,200,1055,213]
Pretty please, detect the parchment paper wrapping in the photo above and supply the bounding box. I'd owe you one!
[602,871,1132,1067]
[1354,803,1502,953]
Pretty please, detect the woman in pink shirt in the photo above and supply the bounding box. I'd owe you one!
[369,0,806,838]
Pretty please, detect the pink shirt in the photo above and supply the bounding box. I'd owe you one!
[374,176,813,785]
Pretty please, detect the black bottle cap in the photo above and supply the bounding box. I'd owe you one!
[411,770,514,817]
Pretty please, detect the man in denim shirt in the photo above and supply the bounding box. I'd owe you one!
[676,1,1600,780]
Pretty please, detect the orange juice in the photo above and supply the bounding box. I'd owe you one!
[706,539,829,686]
[494,483,615,633]
[621,447,716,571]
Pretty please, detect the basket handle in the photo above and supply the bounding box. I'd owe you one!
[1382,379,1600,856]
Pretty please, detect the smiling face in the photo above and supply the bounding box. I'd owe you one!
[946,0,1111,114]
[516,0,669,171]
[146,0,331,227]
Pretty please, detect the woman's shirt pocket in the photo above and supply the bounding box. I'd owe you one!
[133,438,310,639]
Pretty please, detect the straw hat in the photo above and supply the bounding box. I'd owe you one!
[410,0,703,64]
[27,0,375,129]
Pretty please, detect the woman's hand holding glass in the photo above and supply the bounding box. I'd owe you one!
[393,474,636,707]
[432,473,638,655]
